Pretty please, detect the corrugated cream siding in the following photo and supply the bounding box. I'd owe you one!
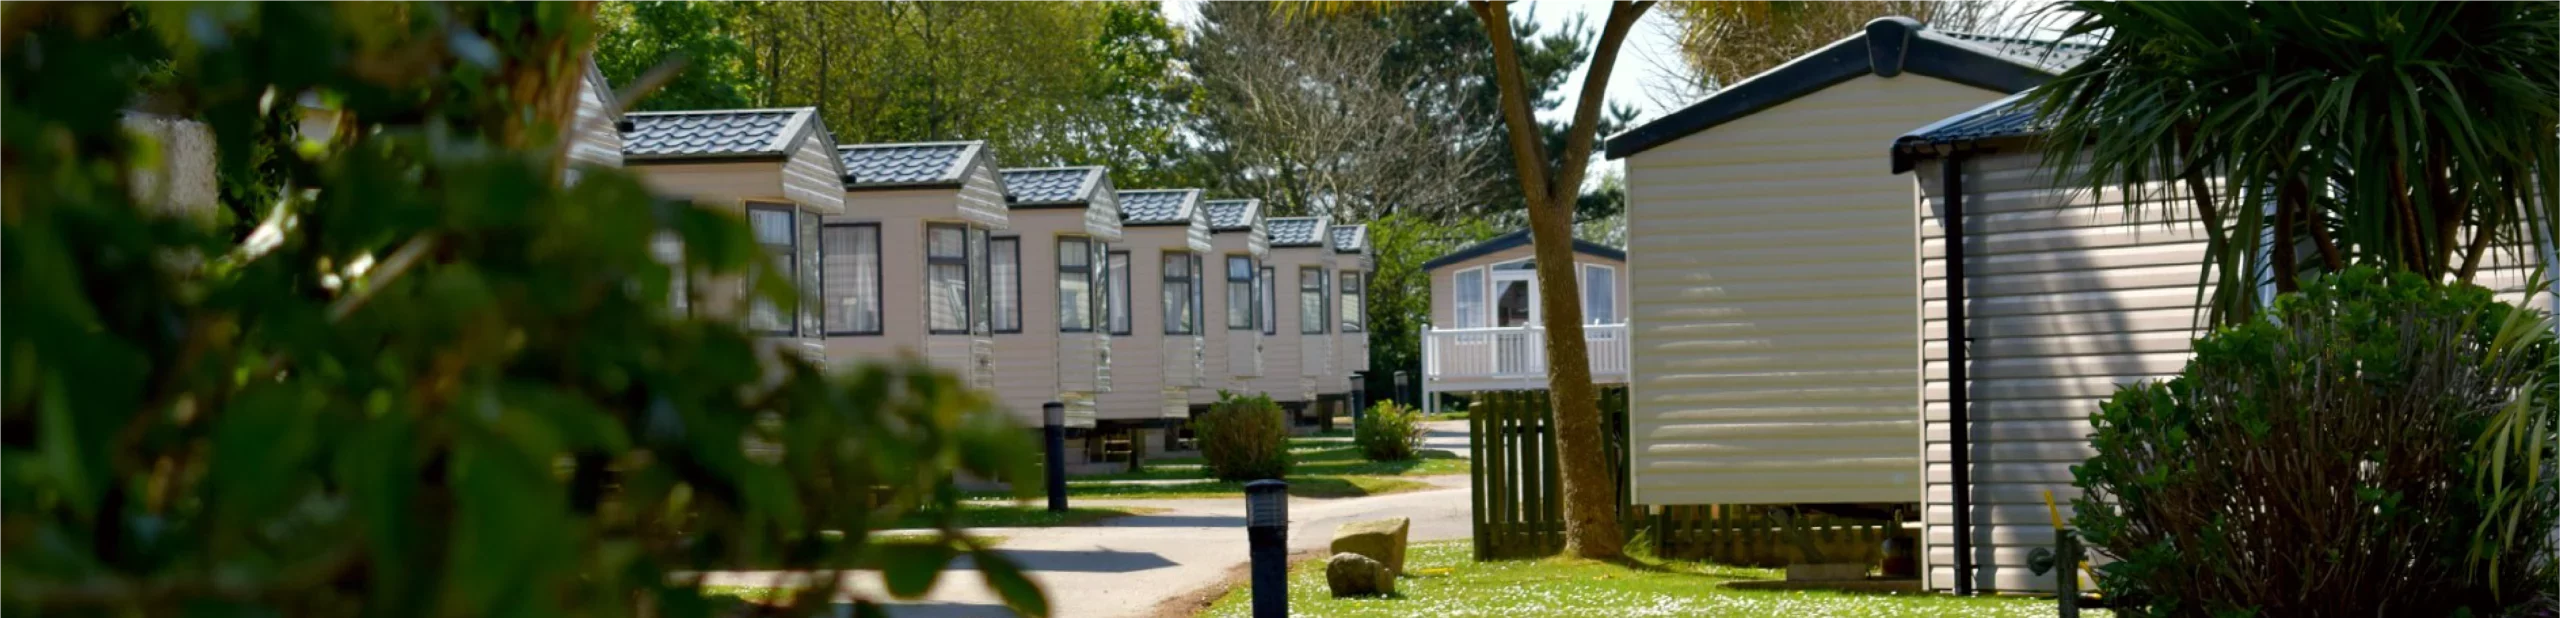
[569,68,622,169]
[1916,151,2207,593]
[1191,241,1234,400]
[781,133,843,215]
[1194,233,1263,403]
[1084,187,1123,395]
[990,211,1074,427]
[1624,75,2012,507]
[1339,261,1369,378]
[1915,152,2555,593]
[1097,226,1192,421]
[1252,247,1325,403]
[625,161,830,363]
[822,186,1008,393]
[955,157,1010,230]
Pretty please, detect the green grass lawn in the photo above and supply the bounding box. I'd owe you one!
[977,437,1463,501]
[1200,541,2084,617]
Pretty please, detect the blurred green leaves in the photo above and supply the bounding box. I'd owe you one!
[3,3,1040,617]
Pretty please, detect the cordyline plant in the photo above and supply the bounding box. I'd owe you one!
[2026,1,2560,326]
[2,3,1043,617]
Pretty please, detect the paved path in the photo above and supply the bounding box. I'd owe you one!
[706,421,1476,617]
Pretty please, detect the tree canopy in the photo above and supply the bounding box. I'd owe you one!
[3,3,1039,616]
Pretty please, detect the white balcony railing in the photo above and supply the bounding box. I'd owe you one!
[1422,323,1630,389]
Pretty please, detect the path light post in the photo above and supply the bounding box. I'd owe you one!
[1044,402,1067,513]
[1245,479,1289,618]
[1349,372,1367,426]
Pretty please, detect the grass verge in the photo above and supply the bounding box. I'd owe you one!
[986,436,1461,501]
[1196,541,2087,617]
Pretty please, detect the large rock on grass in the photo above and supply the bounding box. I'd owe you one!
[1329,517,1410,574]
[1325,552,1394,597]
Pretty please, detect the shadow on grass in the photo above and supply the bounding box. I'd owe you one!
[1072,443,1467,484]
[880,505,1143,530]
[965,475,1427,501]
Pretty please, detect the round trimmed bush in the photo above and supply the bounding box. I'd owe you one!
[1354,400,1427,461]
[1195,392,1291,481]
[2074,268,2556,615]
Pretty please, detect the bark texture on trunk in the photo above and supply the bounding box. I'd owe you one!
[1522,191,1619,557]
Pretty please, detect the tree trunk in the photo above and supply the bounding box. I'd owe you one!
[1470,0,1650,560]
[1522,189,1617,557]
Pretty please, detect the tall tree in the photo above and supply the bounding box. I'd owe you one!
[1189,2,1499,221]
[596,1,1199,189]
[1657,1,1996,102]
[592,1,758,111]
[1024,2,1202,189]
[1280,0,1781,559]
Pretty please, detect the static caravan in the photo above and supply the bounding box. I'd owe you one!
[818,141,1013,403]
[1418,229,1631,409]
[1253,217,1336,422]
[1892,96,2558,594]
[621,108,848,361]
[1193,199,1270,407]
[1601,17,2054,509]
[1097,189,1212,450]
[1330,225,1372,399]
[987,166,1122,430]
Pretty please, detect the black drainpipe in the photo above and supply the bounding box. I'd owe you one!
[1942,153,1975,596]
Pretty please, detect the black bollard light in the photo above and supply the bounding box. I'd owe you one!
[1244,479,1289,618]
[1044,402,1067,513]
[1349,372,1367,426]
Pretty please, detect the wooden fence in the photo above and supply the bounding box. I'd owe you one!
[1468,388,1896,564]
[1646,504,1895,567]
[1468,388,1632,560]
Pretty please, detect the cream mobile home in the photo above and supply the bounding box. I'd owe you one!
[1419,229,1630,407]
[1603,17,2054,509]
[620,108,848,361]
[989,166,1122,430]
[819,141,1013,407]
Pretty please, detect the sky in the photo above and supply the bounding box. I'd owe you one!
[1159,0,1693,128]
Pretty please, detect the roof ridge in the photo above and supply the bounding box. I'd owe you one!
[838,140,985,150]
[1000,165,1107,173]
[1935,29,2100,51]
[625,107,815,117]
[1603,16,2054,159]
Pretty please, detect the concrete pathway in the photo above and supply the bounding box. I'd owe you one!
[705,422,1476,617]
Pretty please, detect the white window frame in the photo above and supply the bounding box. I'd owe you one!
[1058,237,1095,333]
[821,223,882,336]
[745,203,797,336]
[1580,263,1617,325]
[1162,252,1197,335]
[1299,265,1329,335]
[1226,255,1257,331]
[1451,266,1486,329]
[926,223,972,335]
[1339,270,1365,333]
[1260,265,1276,335]
[1106,250,1132,336]
[990,236,1022,333]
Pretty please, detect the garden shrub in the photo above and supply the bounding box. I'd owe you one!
[2074,267,2556,616]
[1355,400,1427,461]
[1195,392,1291,481]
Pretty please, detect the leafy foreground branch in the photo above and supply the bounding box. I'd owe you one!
[3,4,1042,617]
